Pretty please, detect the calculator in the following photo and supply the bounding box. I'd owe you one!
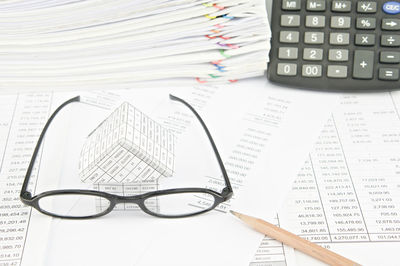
[267,0,400,90]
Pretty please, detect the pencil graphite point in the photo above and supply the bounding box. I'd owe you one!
[230,210,241,218]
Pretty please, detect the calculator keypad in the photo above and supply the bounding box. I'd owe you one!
[267,0,400,90]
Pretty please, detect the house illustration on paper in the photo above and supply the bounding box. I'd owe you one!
[78,102,176,187]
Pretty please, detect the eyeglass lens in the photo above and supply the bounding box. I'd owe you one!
[143,192,216,216]
[38,194,111,218]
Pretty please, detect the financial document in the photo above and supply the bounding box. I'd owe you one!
[0,93,61,266]
[43,79,335,266]
[0,79,337,266]
[266,91,400,266]
[0,91,126,266]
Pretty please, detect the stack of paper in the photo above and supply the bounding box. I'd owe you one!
[0,0,271,90]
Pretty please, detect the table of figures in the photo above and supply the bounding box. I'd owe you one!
[250,217,289,266]
[0,93,51,265]
[281,93,400,244]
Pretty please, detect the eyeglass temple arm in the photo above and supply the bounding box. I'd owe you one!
[169,94,233,198]
[20,96,81,199]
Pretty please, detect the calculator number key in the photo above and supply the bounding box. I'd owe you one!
[302,65,322,77]
[277,63,297,76]
[305,32,324,44]
[306,16,325,28]
[279,47,299,59]
[328,49,349,61]
[281,15,300,27]
[330,33,350,45]
[303,48,323,60]
[331,16,351,29]
[280,31,300,43]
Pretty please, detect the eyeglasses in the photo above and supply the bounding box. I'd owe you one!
[20,94,233,219]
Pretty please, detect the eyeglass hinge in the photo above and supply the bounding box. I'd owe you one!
[221,187,233,200]
[21,191,32,200]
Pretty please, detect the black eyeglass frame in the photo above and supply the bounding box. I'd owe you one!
[20,95,233,219]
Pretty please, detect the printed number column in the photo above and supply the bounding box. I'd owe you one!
[0,93,51,264]
[312,114,369,243]
[282,157,332,243]
[334,94,400,242]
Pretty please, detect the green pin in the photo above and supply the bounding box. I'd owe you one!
[219,50,231,58]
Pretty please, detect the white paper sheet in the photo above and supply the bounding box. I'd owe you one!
[38,84,264,266]
[0,78,338,266]
[0,93,75,266]
[231,82,338,222]
[280,91,400,266]
[34,79,337,266]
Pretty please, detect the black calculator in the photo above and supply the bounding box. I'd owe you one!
[267,0,400,90]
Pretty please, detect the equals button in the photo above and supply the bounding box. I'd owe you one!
[379,68,399,80]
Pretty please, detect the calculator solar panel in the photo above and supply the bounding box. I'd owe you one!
[267,0,400,90]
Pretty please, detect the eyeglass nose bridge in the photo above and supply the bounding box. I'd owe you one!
[113,194,145,205]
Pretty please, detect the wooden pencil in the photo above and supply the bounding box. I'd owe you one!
[230,210,361,266]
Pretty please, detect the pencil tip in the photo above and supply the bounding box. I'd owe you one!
[230,210,240,217]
